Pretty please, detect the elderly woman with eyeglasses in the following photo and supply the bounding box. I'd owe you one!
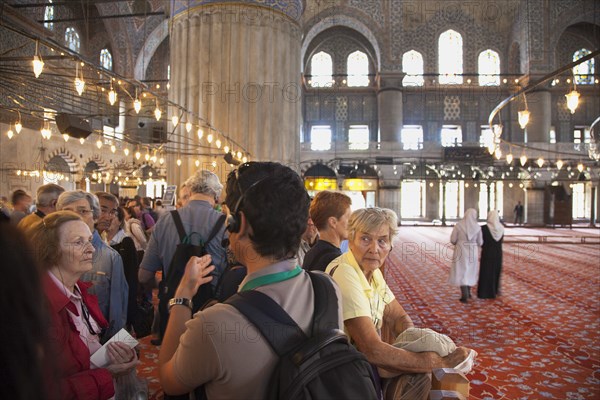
[56,190,128,340]
[30,211,138,399]
[326,208,471,399]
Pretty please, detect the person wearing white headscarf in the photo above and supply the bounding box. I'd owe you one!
[477,210,505,299]
[449,208,483,302]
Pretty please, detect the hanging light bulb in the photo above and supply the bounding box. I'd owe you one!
[492,124,503,138]
[79,137,85,145]
[237,151,242,159]
[536,157,544,168]
[195,159,200,167]
[520,154,528,166]
[40,120,51,139]
[494,148,502,160]
[32,40,44,78]
[133,97,141,114]
[159,156,165,165]
[74,62,85,96]
[518,109,530,129]
[197,128,203,140]
[215,139,221,149]
[15,121,22,134]
[556,159,563,170]
[577,163,584,172]
[518,93,530,129]
[565,89,580,114]
[207,133,213,143]
[224,145,230,154]
[185,121,192,133]
[506,153,513,164]
[124,147,130,156]
[63,133,69,142]
[211,160,217,168]
[7,128,14,139]
[135,149,141,160]
[96,139,103,149]
[108,81,117,105]
[242,156,248,163]
[110,143,116,153]
[154,100,162,121]
[144,151,150,161]
[171,115,179,127]
[176,158,182,166]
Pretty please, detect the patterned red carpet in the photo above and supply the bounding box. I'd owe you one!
[136,227,600,399]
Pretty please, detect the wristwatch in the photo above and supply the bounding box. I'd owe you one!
[168,297,193,312]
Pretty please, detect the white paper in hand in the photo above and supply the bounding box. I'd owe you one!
[90,328,139,368]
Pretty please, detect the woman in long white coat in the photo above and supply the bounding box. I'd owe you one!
[449,208,483,302]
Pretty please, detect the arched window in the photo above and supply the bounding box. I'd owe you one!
[100,48,113,71]
[44,0,54,30]
[310,51,333,88]
[573,48,594,85]
[438,29,463,84]
[65,27,80,53]
[347,51,369,87]
[402,50,424,86]
[478,49,500,86]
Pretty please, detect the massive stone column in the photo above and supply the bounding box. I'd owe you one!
[167,1,303,185]
[525,90,551,143]
[377,73,404,143]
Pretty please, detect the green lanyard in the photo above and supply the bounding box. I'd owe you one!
[240,265,303,292]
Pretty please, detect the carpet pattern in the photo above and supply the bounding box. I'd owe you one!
[384,227,600,399]
[136,227,600,399]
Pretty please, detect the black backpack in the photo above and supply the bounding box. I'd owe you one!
[158,211,226,338]
[226,271,379,400]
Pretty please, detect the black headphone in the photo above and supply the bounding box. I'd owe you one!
[226,167,268,234]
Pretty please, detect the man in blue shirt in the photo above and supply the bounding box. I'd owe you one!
[138,170,228,300]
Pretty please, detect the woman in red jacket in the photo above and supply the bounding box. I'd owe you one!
[31,211,138,399]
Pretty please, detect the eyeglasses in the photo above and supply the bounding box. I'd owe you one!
[100,206,118,216]
[80,299,99,336]
[64,207,93,217]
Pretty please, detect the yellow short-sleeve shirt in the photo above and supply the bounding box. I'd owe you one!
[326,251,395,340]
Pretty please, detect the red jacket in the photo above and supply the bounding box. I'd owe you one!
[44,275,114,400]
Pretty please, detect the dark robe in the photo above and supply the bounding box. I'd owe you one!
[302,240,342,272]
[477,225,503,299]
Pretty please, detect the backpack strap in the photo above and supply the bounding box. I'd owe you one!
[205,214,226,244]
[306,272,339,336]
[226,290,306,357]
[170,210,186,243]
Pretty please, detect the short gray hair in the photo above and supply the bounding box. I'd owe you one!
[56,190,101,220]
[36,183,65,207]
[184,170,223,199]
[348,207,399,242]
[95,191,119,206]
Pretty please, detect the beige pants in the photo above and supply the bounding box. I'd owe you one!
[383,373,431,400]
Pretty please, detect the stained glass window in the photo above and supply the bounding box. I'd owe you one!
[311,125,332,150]
[65,27,80,53]
[573,49,594,85]
[348,125,369,150]
[310,51,333,88]
[347,51,369,87]
[438,30,463,84]
[478,49,500,86]
[402,50,424,86]
[100,48,113,71]
[44,0,54,30]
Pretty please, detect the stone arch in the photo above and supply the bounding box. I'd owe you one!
[548,8,600,61]
[134,19,169,81]
[45,147,80,174]
[83,155,109,173]
[302,15,381,72]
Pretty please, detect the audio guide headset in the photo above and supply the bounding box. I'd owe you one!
[226,166,268,234]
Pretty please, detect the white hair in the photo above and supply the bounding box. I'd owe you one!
[184,170,223,199]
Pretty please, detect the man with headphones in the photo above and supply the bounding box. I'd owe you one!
[157,162,343,398]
